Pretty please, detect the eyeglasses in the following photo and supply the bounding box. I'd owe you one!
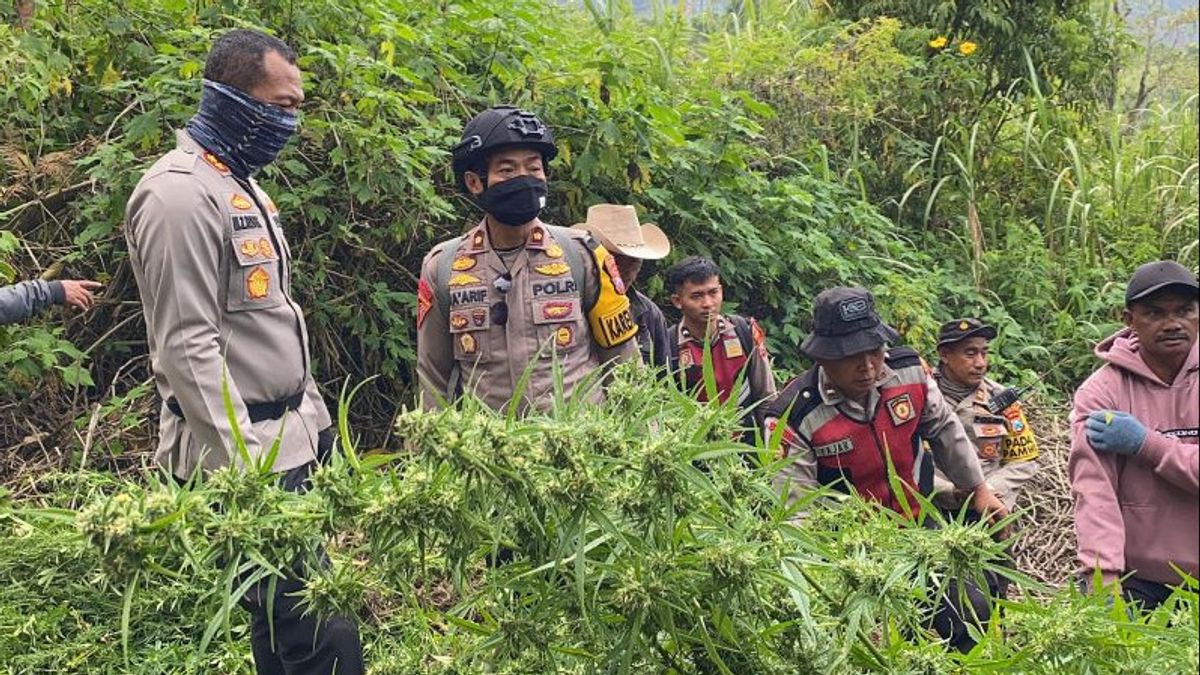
[490,273,512,326]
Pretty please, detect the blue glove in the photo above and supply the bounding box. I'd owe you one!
[1085,411,1147,456]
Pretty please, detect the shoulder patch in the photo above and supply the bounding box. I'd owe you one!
[417,278,434,328]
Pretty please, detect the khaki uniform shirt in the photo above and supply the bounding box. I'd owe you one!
[932,375,1040,511]
[417,219,639,412]
[125,130,330,478]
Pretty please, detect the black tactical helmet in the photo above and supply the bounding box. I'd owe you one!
[451,105,557,190]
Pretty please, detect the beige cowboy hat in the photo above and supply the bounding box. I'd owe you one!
[573,204,671,260]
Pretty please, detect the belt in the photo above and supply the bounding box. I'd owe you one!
[166,391,305,423]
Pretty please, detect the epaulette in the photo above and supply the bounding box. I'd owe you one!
[165,148,198,174]
[762,367,822,424]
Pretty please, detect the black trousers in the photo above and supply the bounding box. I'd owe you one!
[924,516,1006,653]
[241,460,364,675]
[1121,575,1175,613]
[243,574,364,675]
[180,448,365,675]
[930,576,994,653]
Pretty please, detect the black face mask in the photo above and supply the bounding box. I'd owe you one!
[477,175,547,226]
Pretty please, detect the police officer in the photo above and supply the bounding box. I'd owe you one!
[931,318,1039,515]
[124,29,362,674]
[574,203,672,368]
[417,105,640,412]
[1,278,101,325]
[762,287,1007,652]
[666,256,776,433]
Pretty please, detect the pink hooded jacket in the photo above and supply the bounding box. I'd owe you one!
[1069,328,1199,587]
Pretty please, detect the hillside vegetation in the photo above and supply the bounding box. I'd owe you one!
[1,0,1198,672]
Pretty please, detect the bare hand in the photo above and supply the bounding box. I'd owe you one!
[60,280,102,312]
[969,483,1011,540]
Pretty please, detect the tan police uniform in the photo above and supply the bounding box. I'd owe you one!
[125,130,329,478]
[932,375,1040,511]
[416,219,639,412]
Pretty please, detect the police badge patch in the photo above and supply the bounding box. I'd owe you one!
[459,333,478,355]
[886,393,916,426]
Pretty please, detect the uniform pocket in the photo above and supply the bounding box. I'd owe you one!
[449,306,490,363]
[227,234,283,312]
[971,418,1007,461]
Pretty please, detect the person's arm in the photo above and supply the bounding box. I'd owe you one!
[1084,408,1197,495]
[918,375,1012,525]
[416,249,455,411]
[127,177,262,461]
[1133,429,1199,495]
[986,459,1039,511]
[648,303,672,370]
[919,376,986,491]
[1068,375,1125,589]
[746,319,777,424]
[764,415,819,510]
[583,241,639,365]
[0,280,62,325]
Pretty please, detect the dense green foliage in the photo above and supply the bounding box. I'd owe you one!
[0,1,1197,669]
[3,367,1197,673]
[1,0,1195,448]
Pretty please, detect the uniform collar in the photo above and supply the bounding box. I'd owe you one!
[463,218,551,254]
[677,315,733,345]
[933,367,992,410]
[816,363,897,415]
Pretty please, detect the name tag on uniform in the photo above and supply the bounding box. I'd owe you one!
[532,279,578,297]
[450,288,488,306]
[232,214,264,231]
[813,438,853,458]
[723,337,744,358]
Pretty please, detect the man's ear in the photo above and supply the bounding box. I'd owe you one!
[464,170,485,196]
[1122,307,1134,329]
[670,293,682,310]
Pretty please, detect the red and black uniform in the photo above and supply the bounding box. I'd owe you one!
[762,347,984,518]
[669,315,777,432]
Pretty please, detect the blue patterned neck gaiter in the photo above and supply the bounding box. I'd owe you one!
[185,79,298,179]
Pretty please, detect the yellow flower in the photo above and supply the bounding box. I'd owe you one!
[928,36,948,49]
[959,41,978,56]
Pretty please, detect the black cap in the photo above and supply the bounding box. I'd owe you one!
[1126,260,1199,305]
[801,287,900,360]
[937,318,997,347]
